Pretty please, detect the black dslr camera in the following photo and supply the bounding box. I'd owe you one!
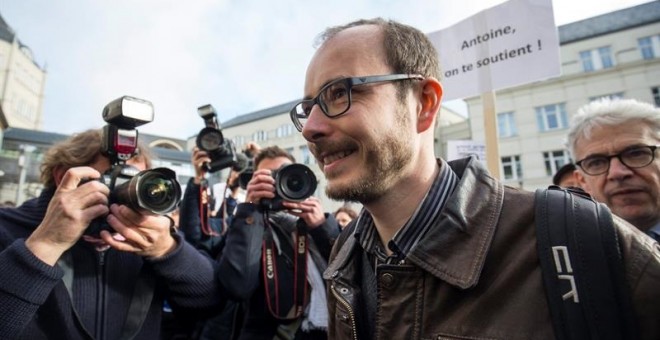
[195,104,240,173]
[86,96,182,235]
[259,164,318,212]
[238,148,256,190]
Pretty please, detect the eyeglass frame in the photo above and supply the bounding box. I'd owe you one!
[575,144,659,176]
[289,73,424,131]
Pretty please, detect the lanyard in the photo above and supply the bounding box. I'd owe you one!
[261,217,309,320]
[199,180,219,236]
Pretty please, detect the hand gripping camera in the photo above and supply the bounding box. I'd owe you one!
[259,164,318,212]
[87,96,182,235]
[195,104,241,173]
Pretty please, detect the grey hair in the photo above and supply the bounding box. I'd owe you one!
[566,98,660,159]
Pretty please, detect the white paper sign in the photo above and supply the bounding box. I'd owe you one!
[446,140,486,162]
[427,0,560,100]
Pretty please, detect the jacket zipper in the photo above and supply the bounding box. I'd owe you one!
[330,283,359,340]
[96,250,107,340]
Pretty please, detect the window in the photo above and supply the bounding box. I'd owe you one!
[589,93,624,102]
[652,87,660,107]
[300,145,312,165]
[543,150,572,176]
[497,111,517,138]
[276,124,295,138]
[598,47,614,69]
[232,136,245,149]
[638,35,660,60]
[579,51,594,72]
[579,46,614,72]
[535,103,568,132]
[252,130,267,142]
[501,155,522,181]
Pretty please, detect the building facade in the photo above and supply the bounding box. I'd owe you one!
[0,127,193,206]
[464,1,660,191]
[0,14,47,132]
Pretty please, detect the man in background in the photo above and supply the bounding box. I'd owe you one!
[567,98,660,239]
[552,163,580,188]
[333,205,358,231]
[217,145,339,339]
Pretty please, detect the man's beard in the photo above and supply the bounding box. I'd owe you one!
[326,106,413,204]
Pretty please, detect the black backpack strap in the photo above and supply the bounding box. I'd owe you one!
[535,186,639,340]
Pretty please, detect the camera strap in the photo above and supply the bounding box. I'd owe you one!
[216,175,232,234]
[198,180,219,236]
[261,216,309,321]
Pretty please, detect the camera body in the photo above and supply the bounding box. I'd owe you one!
[87,96,182,235]
[196,104,239,173]
[238,148,256,190]
[259,164,317,212]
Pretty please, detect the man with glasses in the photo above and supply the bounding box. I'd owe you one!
[567,98,660,239]
[290,18,660,339]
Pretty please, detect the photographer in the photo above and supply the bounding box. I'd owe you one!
[175,146,248,340]
[180,146,232,258]
[217,146,339,340]
[0,129,225,339]
[179,142,260,258]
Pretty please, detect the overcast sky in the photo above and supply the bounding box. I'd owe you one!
[0,0,651,140]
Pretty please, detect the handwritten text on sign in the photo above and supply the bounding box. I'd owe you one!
[427,0,560,100]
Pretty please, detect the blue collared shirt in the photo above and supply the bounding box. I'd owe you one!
[648,220,660,242]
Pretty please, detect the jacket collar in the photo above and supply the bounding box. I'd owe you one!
[325,157,503,289]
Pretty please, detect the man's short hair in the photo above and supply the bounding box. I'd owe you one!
[566,98,660,159]
[40,129,153,188]
[316,18,441,101]
[254,145,296,169]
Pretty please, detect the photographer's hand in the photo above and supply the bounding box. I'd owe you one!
[101,204,176,258]
[192,147,212,185]
[283,197,326,228]
[26,167,110,266]
[244,142,261,158]
[245,169,276,204]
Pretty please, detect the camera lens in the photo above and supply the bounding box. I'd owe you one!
[138,173,179,213]
[196,127,224,151]
[114,168,182,215]
[275,164,317,202]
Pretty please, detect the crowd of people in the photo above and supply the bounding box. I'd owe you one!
[0,17,659,340]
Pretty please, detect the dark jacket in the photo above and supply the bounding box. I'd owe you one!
[218,203,338,340]
[0,188,225,340]
[324,157,660,340]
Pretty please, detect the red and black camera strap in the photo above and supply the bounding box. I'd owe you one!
[198,180,219,236]
[261,219,309,320]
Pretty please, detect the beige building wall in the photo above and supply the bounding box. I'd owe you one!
[465,4,660,191]
[0,35,47,130]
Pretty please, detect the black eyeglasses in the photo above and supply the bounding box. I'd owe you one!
[575,145,659,176]
[289,74,424,131]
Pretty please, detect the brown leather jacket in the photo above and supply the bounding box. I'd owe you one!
[323,157,660,340]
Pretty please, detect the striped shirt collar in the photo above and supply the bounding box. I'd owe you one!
[648,220,660,241]
[355,158,459,264]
